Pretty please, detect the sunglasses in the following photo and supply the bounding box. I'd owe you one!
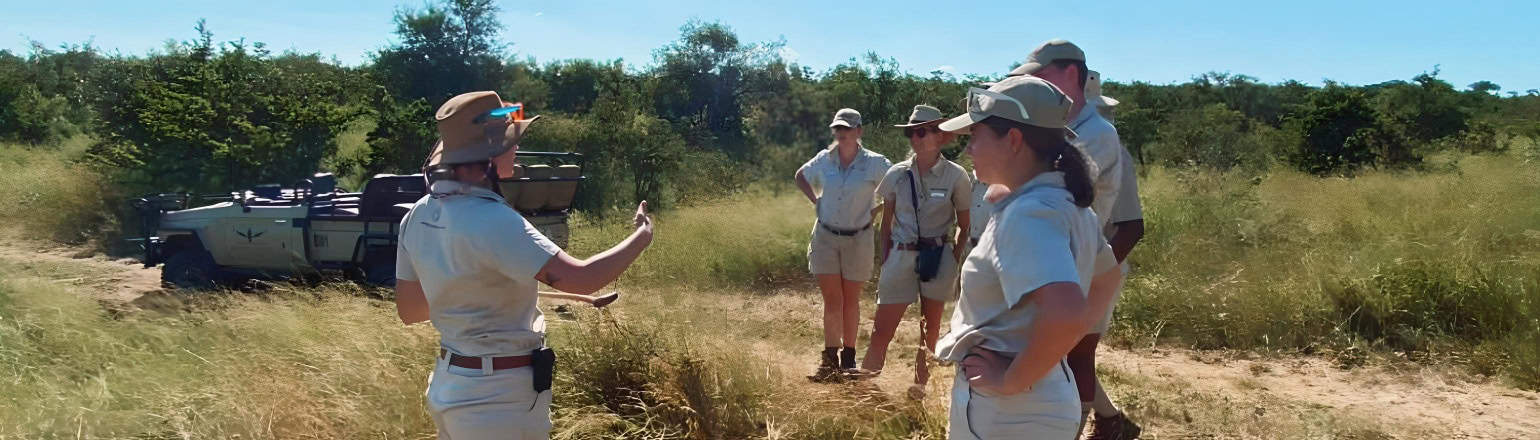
[904,126,937,138]
[472,102,527,124]
[964,87,1033,122]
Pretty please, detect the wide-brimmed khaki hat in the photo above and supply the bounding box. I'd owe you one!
[828,108,862,128]
[893,105,946,127]
[1086,70,1120,107]
[429,91,540,166]
[938,76,1076,137]
[1006,39,1085,77]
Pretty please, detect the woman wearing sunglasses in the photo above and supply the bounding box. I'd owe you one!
[856,105,971,398]
[398,92,653,439]
[794,108,892,382]
[933,77,1124,438]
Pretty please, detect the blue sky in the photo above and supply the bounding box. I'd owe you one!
[6,0,1539,92]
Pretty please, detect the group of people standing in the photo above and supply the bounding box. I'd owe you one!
[795,39,1147,439]
[386,36,1144,440]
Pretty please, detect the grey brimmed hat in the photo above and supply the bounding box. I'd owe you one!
[938,75,1077,137]
[893,105,946,127]
[828,108,862,128]
[1007,39,1085,77]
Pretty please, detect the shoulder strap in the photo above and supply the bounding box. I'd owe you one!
[906,168,922,241]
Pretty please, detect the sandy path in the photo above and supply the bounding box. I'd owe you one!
[0,242,165,303]
[1099,348,1539,439]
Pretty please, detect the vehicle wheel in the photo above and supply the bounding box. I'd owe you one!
[162,250,218,290]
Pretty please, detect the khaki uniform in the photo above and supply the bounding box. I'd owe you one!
[965,172,992,253]
[1068,104,1142,334]
[397,180,562,439]
[874,158,971,304]
[936,172,1118,439]
[800,146,891,281]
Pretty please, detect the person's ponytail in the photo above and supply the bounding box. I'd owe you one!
[1051,141,1095,208]
[981,116,1097,208]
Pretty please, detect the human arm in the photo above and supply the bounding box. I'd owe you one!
[535,202,654,295]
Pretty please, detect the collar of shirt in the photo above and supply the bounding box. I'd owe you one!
[906,156,946,178]
[1071,104,1100,132]
[430,179,505,203]
[826,145,873,171]
[992,171,1067,214]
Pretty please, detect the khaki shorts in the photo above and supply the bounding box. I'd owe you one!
[877,244,960,305]
[427,356,552,440]
[807,224,876,282]
[1089,262,1130,334]
[948,360,1080,439]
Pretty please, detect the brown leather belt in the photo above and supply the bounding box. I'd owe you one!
[820,221,872,236]
[895,237,947,251]
[440,348,532,371]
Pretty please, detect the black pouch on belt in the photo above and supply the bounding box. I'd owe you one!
[914,241,944,282]
[907,169,945,282]
[531,347,555,393]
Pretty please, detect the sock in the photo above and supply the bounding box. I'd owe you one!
[1092,383,1121,417]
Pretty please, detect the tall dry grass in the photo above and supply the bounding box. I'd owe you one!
[0,137,112,243]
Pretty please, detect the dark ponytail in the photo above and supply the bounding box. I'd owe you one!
[981,117,1096,208]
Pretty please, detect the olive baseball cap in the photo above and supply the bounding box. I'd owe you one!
[938,75,1077,137]
[893,104,946,127]
[1006,39,1085,76]
[829,108,862,128]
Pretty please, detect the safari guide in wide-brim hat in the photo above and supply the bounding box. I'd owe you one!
[395,91,655,440]
[932,76,1125,439]
[855,103,972,400]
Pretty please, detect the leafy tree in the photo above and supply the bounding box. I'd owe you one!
[372,0,509,106]
[1151,103,1273,171]
[86,21,357,193]
[1286,83,1396,174]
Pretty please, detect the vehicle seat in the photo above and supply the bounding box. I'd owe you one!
[546,164,580,211]
[514,165,552,212]
[361,175,428,218]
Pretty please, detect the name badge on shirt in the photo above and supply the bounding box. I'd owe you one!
[929,188,948,199]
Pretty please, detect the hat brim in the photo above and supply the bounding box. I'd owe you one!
[937,111,1080,138]
[829,120,857,128]
[893,118,946,128]
[1007,62,1042,77]
[938,112,987,134]
[428,115,541,167]
[1092,95,1120,107]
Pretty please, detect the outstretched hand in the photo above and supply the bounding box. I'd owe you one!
[634,201,652,230]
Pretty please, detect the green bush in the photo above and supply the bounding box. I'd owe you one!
[85,23,359,194]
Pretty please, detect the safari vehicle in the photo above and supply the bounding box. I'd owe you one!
[133,152,584,289]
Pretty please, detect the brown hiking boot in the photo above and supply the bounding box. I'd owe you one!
[807,348,844,383]
[1086,412,1142,440]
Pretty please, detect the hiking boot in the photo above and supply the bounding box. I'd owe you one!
[839,347,857,370]
[1086,412,1142,440]
[807,347,843,383]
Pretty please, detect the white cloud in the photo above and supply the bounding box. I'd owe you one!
[534,12,544,17]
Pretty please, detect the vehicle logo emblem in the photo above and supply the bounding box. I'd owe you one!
[237,228,265,243]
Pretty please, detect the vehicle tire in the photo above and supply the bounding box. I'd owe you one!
[162,249,219,290]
